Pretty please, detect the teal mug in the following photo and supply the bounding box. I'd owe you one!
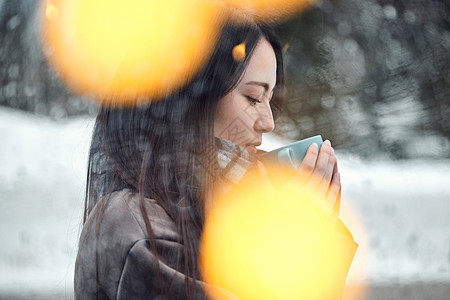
[260,135,323,171]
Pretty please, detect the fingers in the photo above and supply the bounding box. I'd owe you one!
[298,140,334,192]
[291,139,342,225]
[325,172,341,224]
[315,146,335,196]
[295,142,319,183]
[332,154,339,178]
[296,140,337,185]
[333,185,341,217]
[313,140,332,182]
[330,154,340,219]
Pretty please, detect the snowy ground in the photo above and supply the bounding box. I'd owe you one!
[1,107,449,298]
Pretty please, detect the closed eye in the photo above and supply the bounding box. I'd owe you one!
[245,96,261,105]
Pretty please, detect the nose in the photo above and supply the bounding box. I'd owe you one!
[253,103,275,133]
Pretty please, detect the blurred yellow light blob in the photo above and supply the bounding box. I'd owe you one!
[339,199,369,300]
[45,2,58,21]
[222,0,317,23]
[200,168,355,299]
[232,42,246,61]
[40,0,222,105]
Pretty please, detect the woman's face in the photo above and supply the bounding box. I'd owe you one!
[214,38,277,154]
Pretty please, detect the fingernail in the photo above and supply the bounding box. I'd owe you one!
[310,143,318,149]
[331,147,335,155]
[336,172,340,183]
[324,140,331,147]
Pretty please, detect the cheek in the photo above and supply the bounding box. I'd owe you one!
[240,107,256,128]
[214,95,234,134]
[214,94,255,141]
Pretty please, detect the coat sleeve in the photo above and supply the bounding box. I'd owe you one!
[116,239,238,300]
[330,219,358,300]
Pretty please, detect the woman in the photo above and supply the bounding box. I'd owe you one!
[75,19,356,300]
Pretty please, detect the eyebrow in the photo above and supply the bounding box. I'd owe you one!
[245,81,272,92]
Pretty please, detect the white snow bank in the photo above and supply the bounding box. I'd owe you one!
[338,156,450,285]
[0,107,94,296]
[1,107,449,297]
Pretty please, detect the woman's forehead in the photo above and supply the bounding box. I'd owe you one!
[240,39,277,90]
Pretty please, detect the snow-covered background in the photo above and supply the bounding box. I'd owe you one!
[1,106,449,298]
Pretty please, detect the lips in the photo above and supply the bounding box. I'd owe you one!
[244,141,261,155]
[245,145,258,154]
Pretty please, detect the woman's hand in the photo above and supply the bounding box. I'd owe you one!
[257,140,341,225]
[296,140,341,223]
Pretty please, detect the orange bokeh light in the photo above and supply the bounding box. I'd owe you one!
[222,0,317,23]
[200,167,359,299]
[40,0,222,105]
[232,42,246,62]
[45,2,58,21]
[39,0,317,105]
[340,196,370,300]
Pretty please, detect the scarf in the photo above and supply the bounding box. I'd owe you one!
[90,136,257,202]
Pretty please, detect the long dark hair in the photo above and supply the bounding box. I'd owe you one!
[82,21,285,299]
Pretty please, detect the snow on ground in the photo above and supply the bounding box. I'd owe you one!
[1,107,449,297]
[339,156,450,285]
[0,107,92,297]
